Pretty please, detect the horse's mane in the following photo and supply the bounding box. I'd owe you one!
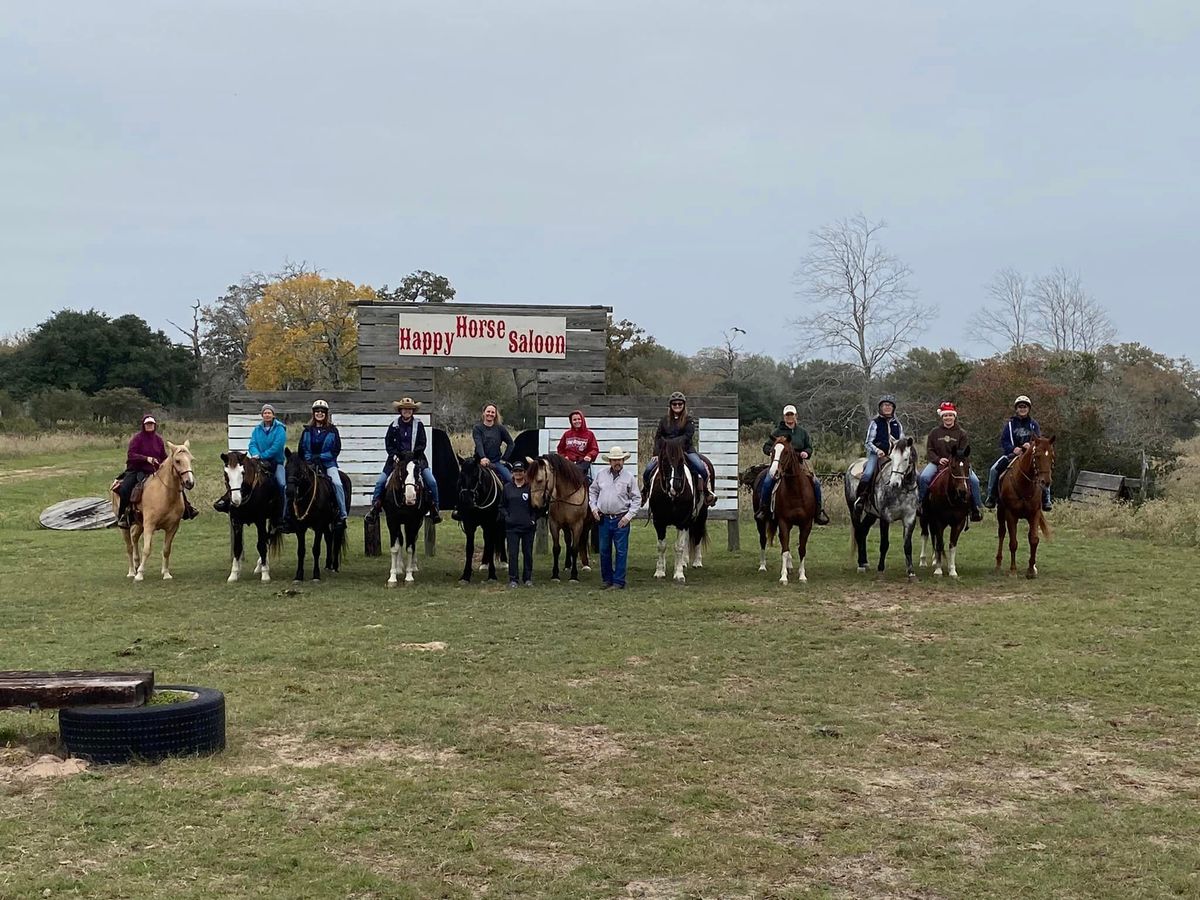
[659,439,687,466]
[540,452,589,493]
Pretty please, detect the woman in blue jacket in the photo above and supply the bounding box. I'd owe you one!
[244,403,289,529]
[297,399,348,524]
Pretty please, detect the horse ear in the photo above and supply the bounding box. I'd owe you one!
[182,440,190,449]
[166,440,177,452]
[1048,435,1056,444]
[525,456,535,465]
[285,448,293,459]
[962,446,971,459]
[220,452,230,464]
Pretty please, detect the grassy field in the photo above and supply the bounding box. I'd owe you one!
[2,435,1199,899]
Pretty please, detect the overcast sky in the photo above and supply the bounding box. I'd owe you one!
[3,1,1197,362]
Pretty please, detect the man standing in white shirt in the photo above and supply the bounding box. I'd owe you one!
[588,445,641,590]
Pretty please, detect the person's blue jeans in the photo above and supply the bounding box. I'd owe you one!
[760,471,824,509]
[270,461,288,521]
[490,460,513,484]
[645,454,708,485]
[373,467,439,507]
[575,460,592,483]
[863,451,881,482]
[598,514,631,587]
[921,462,981,506]
[325,465,348,518]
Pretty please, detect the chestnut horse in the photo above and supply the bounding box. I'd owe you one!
[995,435,1055,578]
[759,436,817,584]
[525,453,591,582]
[919,446,972,578]
[111,440,196,582]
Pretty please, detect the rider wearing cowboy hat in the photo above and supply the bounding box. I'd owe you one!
[297,399,348,525]
[853,394,905,514]
[984,395,1052,511]
[917,402,983,521]
[371,396,441,524]
[755,404,830,525]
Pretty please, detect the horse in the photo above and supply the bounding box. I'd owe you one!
[648,440,710,583]
[918,446,972,578]
[525,452,591,582]
[844,437,920,579]
[382,451,430,587]
[283,448,350,582]
[755,436,818,584]
[111,440,196,582]
[218,450,283,582]
[995,435,1055,578]
[455,456,505,583]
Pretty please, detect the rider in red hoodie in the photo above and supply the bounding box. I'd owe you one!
[556,409,600,481]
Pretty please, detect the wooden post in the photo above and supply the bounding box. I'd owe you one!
[727,518,740,551]
[424,519,436,557]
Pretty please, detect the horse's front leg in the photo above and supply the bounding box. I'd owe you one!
[407,535,418,583]
[876,521,890,574]
[673,529,687,583]
[778,523,791,585]
[567,528,580,582]
[228,522,242,582]
[134,524,154,582]
[311,531,322,581]
[123,527,138,578]
[933,526,944,577]
[160,524,178,580]
[1008,515,1019,575]
[757,520,768,572]
[1027,516,1040,579]
[483,524,498,581]
[691,539,704,568]
[387,524,401,587]
[551,524,562,582]
[293,527,307,582]
[855,516,872,573]
[948,522,962,578]
[460,524,475,583]
[654,524,667,579]
[902,515,917,580]
[256,524,271,582]
[994,516,1007,575]
[919,518,929,568]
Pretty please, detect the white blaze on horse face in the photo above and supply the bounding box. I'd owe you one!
[225,463,246,506]
[769,442,784,478]
[404,461,418,505]
[888,445,908,488]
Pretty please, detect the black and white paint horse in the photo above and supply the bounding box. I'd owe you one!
[648,440,710,583]
[218,450,283,582]
[382,450,430,587]
[844,437,920,579]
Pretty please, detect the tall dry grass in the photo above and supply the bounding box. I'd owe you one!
[0,421,228,458]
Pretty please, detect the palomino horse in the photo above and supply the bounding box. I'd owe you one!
[844,437,920,579]
[283,449,350,582]
[995,435,1055,578]
[525,452,591,582]
[919,446,972,578]
[756,436,818,584]
[219,450,283,582]
[112,440,196,582]
[648,440,710,583]
[382,451,429,587]
[455,457,505,583]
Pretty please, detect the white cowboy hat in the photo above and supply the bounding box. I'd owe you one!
[601,445,632,462]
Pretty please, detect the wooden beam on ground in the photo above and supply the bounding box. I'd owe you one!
[0,671,155,710]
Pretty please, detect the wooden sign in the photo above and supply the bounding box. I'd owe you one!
[397,311,567,359]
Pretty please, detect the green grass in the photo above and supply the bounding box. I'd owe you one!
[2,439,1199,898]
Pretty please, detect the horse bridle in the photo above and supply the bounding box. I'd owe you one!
[1018,444,1053,487]
[288,461,322,521]
[386,458,425,507]
[537,461,586,509]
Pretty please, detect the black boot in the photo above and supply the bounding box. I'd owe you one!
[983,493,997,509]
[429,504,442,525]
[213,496,230,513]
[182,494,199,520]
[970,506,983,522]
[815,508,830,526]
[116,503,131,529]
[754,504,768,523]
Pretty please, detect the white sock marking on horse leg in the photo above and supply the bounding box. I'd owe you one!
[692,543,703,568]
[779,550,790,584]
[949,546,958,578]
[798,556,807,583]
[919,534,927,567]
[228,557,239,582]
[388,538,399,586]
[655,539,666,578]
[758,546,767,572]
[406,546,416,582]
[674,531,687,582]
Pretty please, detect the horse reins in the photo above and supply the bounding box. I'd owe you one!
[292,466,321,521]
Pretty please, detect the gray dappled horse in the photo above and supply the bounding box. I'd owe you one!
[844,437,920,579]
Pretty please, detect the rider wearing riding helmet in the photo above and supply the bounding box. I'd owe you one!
[755,404,830,525]
[371,396,441,524]
[641,391,715,506]
[853,394,905,513]
[556,409,599,482]
[984,395,1052,511]
[297,399,348,525]
[917,402,983,521]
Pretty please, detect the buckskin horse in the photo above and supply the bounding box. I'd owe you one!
[648,440,710,583]
[844,437,920,579]
[283,448,350,582]
[995,435,1055,578]
[111,440,196,582]
[382,450,430,587]
[918,445,972,578]
[218,450,283,582]
[756,436,818,584]
[455,456,505,583]
[525,452,591,582]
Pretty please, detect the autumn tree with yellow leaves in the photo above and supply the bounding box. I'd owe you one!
[245,274,372,390]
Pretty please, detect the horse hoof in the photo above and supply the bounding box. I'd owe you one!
[1026,571,1037,580]
[162,573,173,581]
[262,574,271,583]
[934,570,943,578]
[133,573,144,583]
[757,565,766,572]
[654,572,665,580]
[405,575,414,583]
[778,577,788,585]
[949,572,958,579]
[552,577,561,583]
[227,575,238,583]
[798,576,807,584]
[387,580,397,589]
[693,562,704,569]
[856,567,867,575]
[908,573,917,582]
[581,565,591,572]
[459,579,470,585]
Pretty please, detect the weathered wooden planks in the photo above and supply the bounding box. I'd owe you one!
[0,671,155,710]
[39,497,117,531]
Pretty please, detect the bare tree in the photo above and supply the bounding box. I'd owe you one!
[693,326,746,381]
[1031,267,1115,354]
[971,268,1032,353]
[792,214,932,417]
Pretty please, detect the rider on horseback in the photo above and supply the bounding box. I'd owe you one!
[917,402,983,522]
[754,404,830,526]
[641,392,716,506]
[219,402,289,530]
[853,394,905,515]
[297,399,348,527]
[116,414,198,528]
[983,395,1052,512]
[556,409,599,482]
[371,396,441,524]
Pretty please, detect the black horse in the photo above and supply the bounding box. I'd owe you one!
[283,448,350,582]
[218,450,284,582]
[382,450,431,587]
[455,456,505,583]
[648,440,709,583]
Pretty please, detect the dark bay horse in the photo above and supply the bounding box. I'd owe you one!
[526,453,591,582]
[455,457,504,583]
[918,446,972,578]
[382,451,430,587]
[284,448,350,582]
[844,437,920,579]
[219,450,283,582]
[648,440,709,583]
[757,436,817,584]
[996,435,1055,578]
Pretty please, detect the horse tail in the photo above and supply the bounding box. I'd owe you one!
[765,518,778,548]
[268,525,284,560]
[336,521,350,560]
[1037,509,1052,540]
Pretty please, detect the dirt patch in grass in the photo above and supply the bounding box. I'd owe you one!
[0,465,90,484]
[242,732,462,772]
[506,721,628,768]
[507,842,584,875]
[0,748,89,782]
[395,641,447,652]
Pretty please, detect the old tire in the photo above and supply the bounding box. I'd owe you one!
[59,685,225,764]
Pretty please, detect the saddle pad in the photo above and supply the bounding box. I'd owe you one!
[848,458,868,480]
